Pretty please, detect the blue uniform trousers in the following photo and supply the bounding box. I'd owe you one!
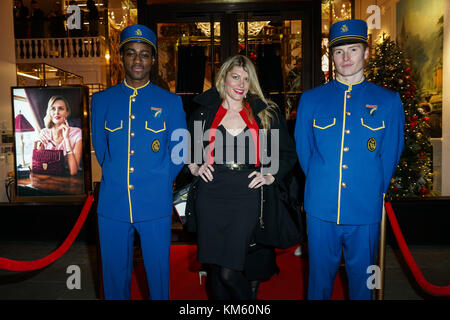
[98,215,171,300]
[307,215,380,300]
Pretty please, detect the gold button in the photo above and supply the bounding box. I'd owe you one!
[129,185,134,190]
[131,97,136,102]
[344,147,349,152]
[130,167,134,173]
[347,93,351,99]
[342,164,348,169]
[345,129,350,134]
[130,114,135,119]
[130,132,135,137]
[341,182,347,188]
[346,111,351,116]
[130,150,135,155]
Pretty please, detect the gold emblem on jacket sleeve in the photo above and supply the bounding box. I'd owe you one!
[152,139,161,152]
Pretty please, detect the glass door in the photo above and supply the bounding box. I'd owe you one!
[146,2,317,120]
[156,21,221,114]
[237,18,303,121]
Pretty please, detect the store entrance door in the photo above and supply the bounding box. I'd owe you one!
[145,1,321,117]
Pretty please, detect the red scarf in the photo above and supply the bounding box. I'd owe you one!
[207,103,260,167]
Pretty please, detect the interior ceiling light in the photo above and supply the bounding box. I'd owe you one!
[17,72,40,80]
[195,21,270,37]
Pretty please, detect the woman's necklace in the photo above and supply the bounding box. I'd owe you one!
[51,127,63,145]
[222,101,246,136]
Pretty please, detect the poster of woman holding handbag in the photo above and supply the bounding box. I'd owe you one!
[186,54,298,300]
[34,95,83,176]
[13,86,88,199]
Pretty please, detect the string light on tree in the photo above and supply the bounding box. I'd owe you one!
[365,35,434,198]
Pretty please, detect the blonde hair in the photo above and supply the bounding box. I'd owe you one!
[215,55,278,129]
[43,96,71,128]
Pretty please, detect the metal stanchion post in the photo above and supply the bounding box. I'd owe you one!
[376,195,387,300]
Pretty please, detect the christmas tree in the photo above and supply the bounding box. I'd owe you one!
[365,36,434,198]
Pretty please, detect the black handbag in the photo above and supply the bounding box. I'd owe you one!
[173,183,191,224]
[255,175,304,249]
[173,178,199,233]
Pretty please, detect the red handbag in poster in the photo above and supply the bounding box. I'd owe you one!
[32,149,65,176]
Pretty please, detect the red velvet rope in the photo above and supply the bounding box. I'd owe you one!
[0,195,94,271]
[385,201,450,296]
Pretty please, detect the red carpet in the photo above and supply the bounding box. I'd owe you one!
[131,244,348,300]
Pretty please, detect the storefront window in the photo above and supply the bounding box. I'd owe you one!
[321,0,353,83]
[157,22,220,93]
[237,20,302,120]
[157,22,220,114]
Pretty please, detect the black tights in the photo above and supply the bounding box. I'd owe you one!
[209,264,254,300]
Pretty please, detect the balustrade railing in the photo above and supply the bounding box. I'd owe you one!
[15,37,105,60]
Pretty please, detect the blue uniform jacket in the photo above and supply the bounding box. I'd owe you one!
[91,81,187,223]
[294,79,404,225]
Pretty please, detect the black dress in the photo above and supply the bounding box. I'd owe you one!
[196,125,260,271]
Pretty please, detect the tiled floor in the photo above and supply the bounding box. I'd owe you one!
[0,242,100,300]
[0,241,449,300]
